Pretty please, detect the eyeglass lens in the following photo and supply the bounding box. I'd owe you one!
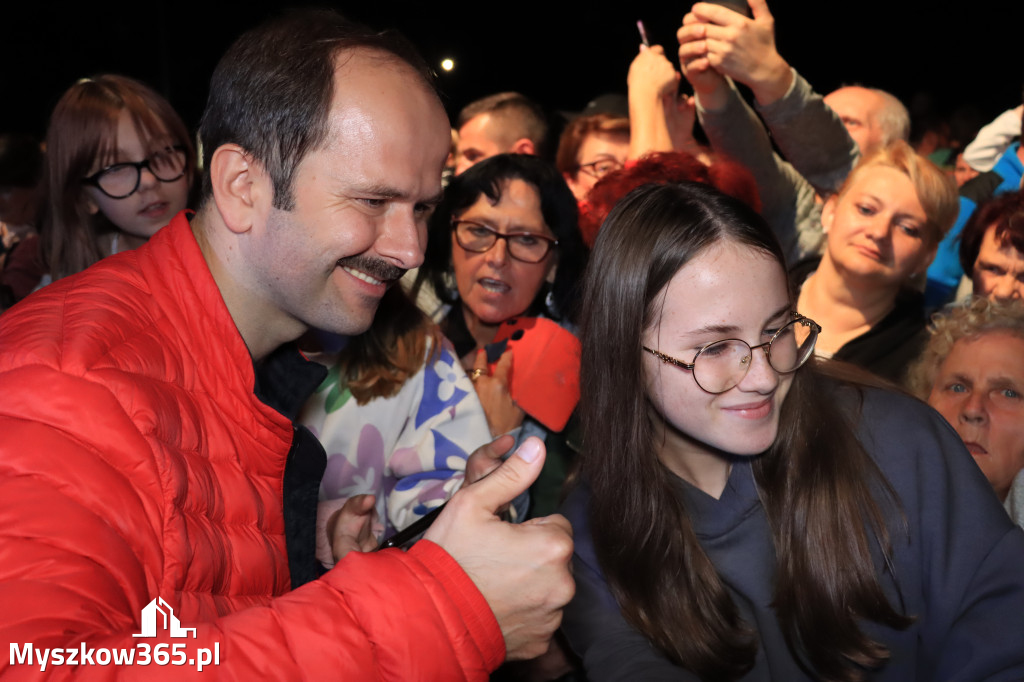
[693,318,818,393]
[579,159,622,179]
[454,222,553,263]
[94,148,187,198]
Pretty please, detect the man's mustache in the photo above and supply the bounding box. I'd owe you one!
[336,255,406,283]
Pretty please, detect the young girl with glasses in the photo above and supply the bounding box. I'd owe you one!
[562,181,1024,680]
[39,75,195,281]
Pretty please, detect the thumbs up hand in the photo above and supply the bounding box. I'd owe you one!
[425,437,575,660]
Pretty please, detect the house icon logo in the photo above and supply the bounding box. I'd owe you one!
[132,597,197,639]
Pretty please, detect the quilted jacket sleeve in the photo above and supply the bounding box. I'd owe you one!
[0,364,504,680]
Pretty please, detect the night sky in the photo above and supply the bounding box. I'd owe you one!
[2,1,1022,142]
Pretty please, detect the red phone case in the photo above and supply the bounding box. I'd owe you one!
[487,318,580,431]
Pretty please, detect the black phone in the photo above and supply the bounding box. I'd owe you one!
[702,0,752,18]
[375,502,447,551]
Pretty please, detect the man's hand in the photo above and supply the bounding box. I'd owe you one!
[425,437,575,661]
[472,350,526,437]
[465,433,516,486]
[678,0,792,106]
[328,494,379,562]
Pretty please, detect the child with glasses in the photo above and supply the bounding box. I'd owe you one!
[38,75,195,282]
[561,181,1024,680]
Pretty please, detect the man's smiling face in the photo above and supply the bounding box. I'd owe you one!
[245,48,451,337]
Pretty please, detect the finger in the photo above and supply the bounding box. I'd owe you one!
[647,44,665,56]
[345,493,377,514]
[691,2,744,25]
[473,348,488,372]
[681,12,702,26]
[465,433,516,485]
[678,40,709,62]
[463,436,545,515]
[747,0,772,20]
[704,36,730,58]
[479,433,516,462]
[681,57,712,75]
[520,513,574,537]
[492,349,514,385]
[677,23,705,43]
[701,23,736,43]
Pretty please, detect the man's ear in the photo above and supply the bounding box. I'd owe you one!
[510,138,536,156]
[208,144,273,235]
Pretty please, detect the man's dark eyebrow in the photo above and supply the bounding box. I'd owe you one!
[357,183,405,199]
[353,184,444,207]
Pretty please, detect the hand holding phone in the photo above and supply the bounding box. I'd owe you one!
[680,0,790,105]
[701,0,752,18]
[421,438,574,661]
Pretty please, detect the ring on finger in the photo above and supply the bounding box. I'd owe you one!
[469,368,486,382]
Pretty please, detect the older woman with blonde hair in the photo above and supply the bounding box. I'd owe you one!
[794,140,958,383]
[908,296,1024,526]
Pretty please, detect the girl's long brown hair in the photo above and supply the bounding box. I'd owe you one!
[576,182,912,680]
[38,75,195,280]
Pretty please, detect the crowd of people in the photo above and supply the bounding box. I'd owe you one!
[1,2,1023,680]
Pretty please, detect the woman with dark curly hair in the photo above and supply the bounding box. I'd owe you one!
[411,154,586,440]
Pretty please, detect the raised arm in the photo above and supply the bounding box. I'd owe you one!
[626,44,683,159]
[962,105,1023,173]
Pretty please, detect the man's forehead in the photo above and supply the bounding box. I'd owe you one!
[332,47,430,90]
[826,87,877,112]
[325,49,445,134]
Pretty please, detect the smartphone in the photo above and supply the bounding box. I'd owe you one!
[376,502,446,550]
[636,19,650,47]
[703,0,752,17]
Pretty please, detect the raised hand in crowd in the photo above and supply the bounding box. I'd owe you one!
[678,0,792,107]
[627,44,683,157]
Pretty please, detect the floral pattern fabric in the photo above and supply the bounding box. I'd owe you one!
[300,340,492,549]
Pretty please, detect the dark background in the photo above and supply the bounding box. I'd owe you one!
[2,1,1022,141]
